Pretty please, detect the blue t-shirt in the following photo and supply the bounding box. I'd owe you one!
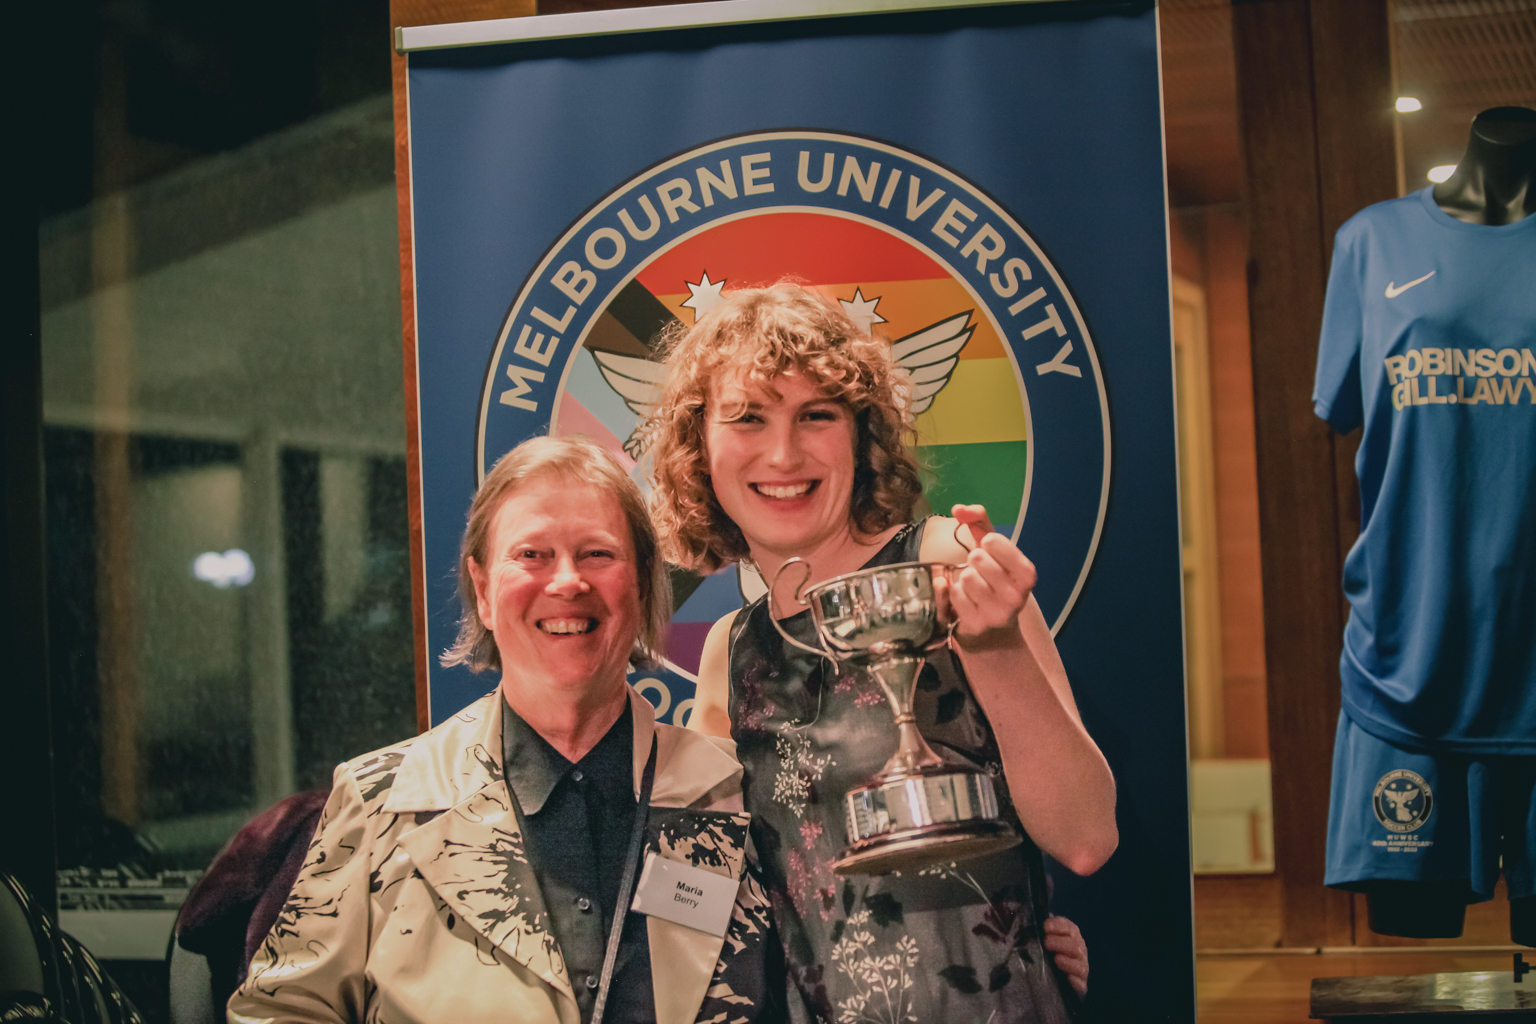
[1314,186,1536,754]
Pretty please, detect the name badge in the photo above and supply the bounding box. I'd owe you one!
[630,853,737,937]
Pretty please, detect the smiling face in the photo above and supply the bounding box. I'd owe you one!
[704,371,860,564]
[467,476,642,700]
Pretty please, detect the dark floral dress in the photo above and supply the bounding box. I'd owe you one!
[729,521,1079,1024]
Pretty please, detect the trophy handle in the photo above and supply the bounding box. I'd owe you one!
[942,515,996,651]
[768,558,831,657]
[928,560,961,654]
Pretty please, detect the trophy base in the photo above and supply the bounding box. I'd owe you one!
[835,767,1021,875]
[833,819,1021,875]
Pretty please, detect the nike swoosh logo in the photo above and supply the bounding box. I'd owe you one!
[1385,271,1435,298]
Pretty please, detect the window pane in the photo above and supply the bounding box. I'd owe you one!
[39,7,411,994]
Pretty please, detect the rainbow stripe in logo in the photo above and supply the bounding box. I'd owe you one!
[479,132,1109,719]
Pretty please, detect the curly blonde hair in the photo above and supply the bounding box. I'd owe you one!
[645,283,923,572]
[441,435,671,673]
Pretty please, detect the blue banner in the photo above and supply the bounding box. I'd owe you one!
[406,1,1189,1015]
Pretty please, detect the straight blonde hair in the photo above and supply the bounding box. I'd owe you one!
[441,435,671,673]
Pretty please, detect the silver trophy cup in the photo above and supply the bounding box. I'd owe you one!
[771,558,1021,874]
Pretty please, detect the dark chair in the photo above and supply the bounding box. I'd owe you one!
[168,790,328,1024]
[0,868,52,1021]
[0,871,144,1024]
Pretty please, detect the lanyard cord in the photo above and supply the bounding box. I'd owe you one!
[589,732,657,1024]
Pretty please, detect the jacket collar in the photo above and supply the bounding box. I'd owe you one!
[385,687,737,815]
[386,687,743,1018]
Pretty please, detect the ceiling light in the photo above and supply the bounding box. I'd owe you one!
[1395,97,1423,113]
[1427,165,1456,183]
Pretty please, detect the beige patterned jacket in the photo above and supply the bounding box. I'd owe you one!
[228,689,773,1024]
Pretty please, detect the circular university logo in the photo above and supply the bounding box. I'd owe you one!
[1372,769,1433,833]
[476,132,1110,720]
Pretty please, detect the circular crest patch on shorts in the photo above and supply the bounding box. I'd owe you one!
[1372,769,1433,833]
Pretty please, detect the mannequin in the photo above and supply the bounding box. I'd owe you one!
[1433,106,1536,226]
[1363,108,1536,942]
[1316,104,1536,946]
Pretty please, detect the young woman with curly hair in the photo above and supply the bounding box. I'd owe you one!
[645,283,1112,1023]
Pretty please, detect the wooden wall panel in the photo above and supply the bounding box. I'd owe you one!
[391,48,430,731]
[1310,1,1398,242]
[394,0,536,28]
[1234,0,1349,948]
[1204,207,1269,759]
[1233,0,1396,948]
[1310,0,1392,571]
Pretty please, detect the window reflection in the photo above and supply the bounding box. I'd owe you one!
[40,94,413,973]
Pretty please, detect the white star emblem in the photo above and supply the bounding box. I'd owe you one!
[681,272,727,321]
[840,288,887,335]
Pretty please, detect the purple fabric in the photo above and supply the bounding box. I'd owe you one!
[175,790,328,1000]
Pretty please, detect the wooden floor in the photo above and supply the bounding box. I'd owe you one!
[1193,874,1527,1020]
[1197,949,1520,1022]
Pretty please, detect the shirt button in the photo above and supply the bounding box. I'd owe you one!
[571,769,584,782]
[585,975,600,990]
[576,896,593,912]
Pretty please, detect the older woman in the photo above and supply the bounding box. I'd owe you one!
[646,285,1114,1023]
[229,436,780,1024]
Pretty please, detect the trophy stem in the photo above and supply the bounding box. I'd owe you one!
[795,560,1020,874]
[867,655,945,777]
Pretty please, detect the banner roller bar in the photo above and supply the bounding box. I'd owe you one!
[395,0,1081,53]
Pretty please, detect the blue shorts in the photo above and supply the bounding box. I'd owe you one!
[1325,711,1536,902]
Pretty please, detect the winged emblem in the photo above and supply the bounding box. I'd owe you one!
[591,349,669,458]
[590,281,973,459]
[890,311,974,416]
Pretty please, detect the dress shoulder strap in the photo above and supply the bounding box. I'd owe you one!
[864,518,931,568]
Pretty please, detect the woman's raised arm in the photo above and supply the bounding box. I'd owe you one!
[923,506,1118,876]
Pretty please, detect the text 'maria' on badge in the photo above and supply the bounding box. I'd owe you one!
[630,853,737,936]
